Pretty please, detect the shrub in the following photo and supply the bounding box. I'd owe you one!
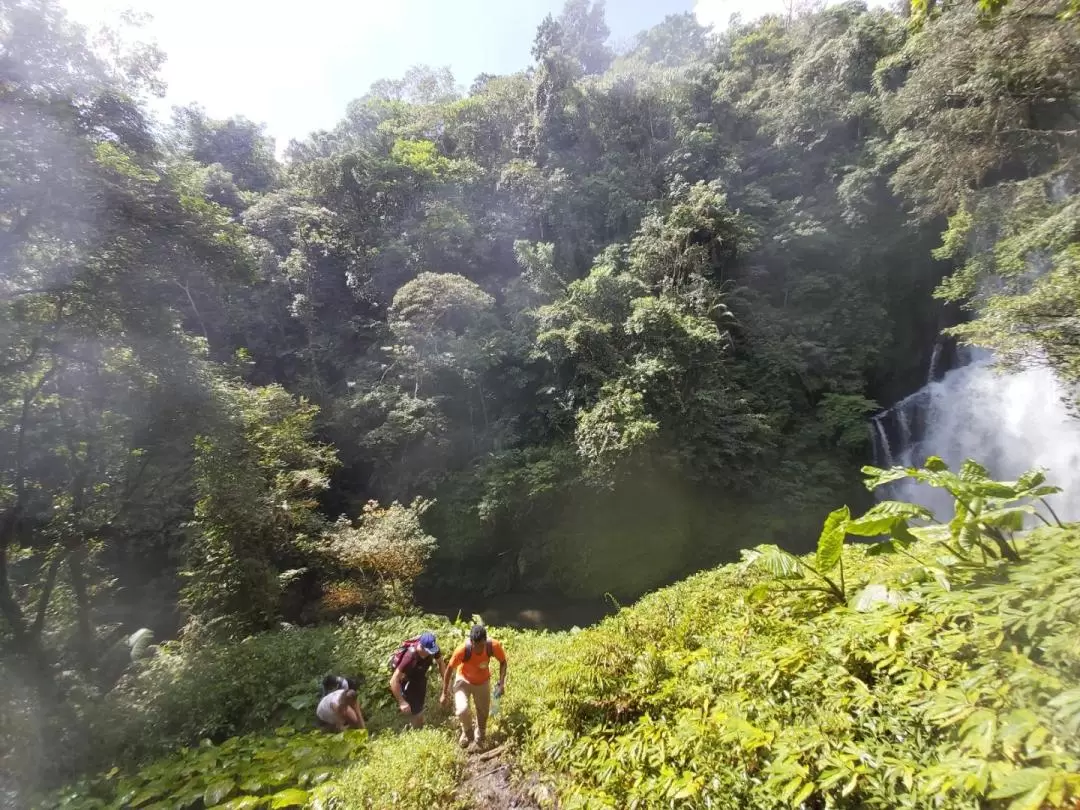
[320,728,465,810]
[85,626,338,762]
[326,500,437,612]
[74,616,460,775]
[316,581,375,620]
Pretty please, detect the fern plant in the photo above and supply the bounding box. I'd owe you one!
[743,457,1063,606]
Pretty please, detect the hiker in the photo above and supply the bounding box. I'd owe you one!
[321,674,358,696]
[389,631,445,729]
[316,685,365,732]
[440,624,507,748]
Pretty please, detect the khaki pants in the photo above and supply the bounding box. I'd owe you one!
[453,676,491,741]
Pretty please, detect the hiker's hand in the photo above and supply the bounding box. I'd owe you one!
[398,701,411,714]
[439,692,449,707]
[494,682,504,699]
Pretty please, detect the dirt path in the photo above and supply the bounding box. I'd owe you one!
[457,744,554,809]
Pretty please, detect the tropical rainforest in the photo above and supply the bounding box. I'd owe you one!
[2,0,1080,806]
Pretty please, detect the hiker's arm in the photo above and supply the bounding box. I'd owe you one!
[440,660,454,701]
[498,659,508,693]
[344,696,365,729]
[389,668,409,711]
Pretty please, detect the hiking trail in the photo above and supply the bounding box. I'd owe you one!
[458,743,552,809]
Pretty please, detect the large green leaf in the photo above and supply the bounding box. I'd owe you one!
[977,506,1032,530]
[860,465,910,491]
[269,788,310,809]
[1048,688,1080,736]
[287,694,314,711]
[815,506,850,573]
[203,779,236,807]
[743,545,803,579]
[846,501,932,537]
[969,480,1024,498]
[1015,469,1047,490]
[1026,485,1063,498]
[221,797,264,810]
[959,458,990,482]
[988,767,1053,810]
[959,708,997,756]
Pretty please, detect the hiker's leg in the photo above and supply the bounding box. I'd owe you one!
[474,681,491,742]
[453,678,474,744]
[404,678,426,729]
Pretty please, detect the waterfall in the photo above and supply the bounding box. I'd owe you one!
[869,350,1080,521]
[927,341,943,383]
[871,417,893,467]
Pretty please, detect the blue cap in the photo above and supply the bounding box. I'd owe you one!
[418,631,439,656]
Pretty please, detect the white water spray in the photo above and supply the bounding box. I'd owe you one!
[871,350,1080,520]
[871,417,893,467]
[927,342,942,383]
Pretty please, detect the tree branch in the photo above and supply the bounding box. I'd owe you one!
[31,552,64,639]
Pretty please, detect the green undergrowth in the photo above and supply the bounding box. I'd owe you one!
[321,728,466,810]
[497,525,1080,809]
[46,727,365,809]
[73,615,460,771]
[43,527,1080,809]
[44,726,464,810]
[40,464,1080,810]
[39,615,472,810]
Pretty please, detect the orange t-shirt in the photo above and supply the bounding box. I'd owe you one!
[448,640,506,685]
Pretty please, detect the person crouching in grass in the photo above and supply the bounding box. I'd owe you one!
[316,683,365,732]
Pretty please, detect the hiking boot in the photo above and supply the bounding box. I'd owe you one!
[459,732,473,749]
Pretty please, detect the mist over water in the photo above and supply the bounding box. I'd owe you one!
[872,349,1080,521]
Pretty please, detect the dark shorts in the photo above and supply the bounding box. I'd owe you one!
[403,674,427,715]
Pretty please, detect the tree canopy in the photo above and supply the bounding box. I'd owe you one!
[3,0,1080,786]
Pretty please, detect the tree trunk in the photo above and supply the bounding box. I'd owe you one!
[1,537,61,700]
[68,546,96,672]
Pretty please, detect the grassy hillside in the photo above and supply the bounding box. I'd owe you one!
[500,527,1080,809]
[35,497,1080,809]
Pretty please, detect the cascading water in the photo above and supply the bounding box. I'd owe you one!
[871,416,893,467]
[870,348,1080,520]
[926,341,943,384]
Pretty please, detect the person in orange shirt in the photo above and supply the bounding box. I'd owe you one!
[439,624,507,748]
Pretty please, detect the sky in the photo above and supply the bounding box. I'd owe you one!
[58,0,859,148]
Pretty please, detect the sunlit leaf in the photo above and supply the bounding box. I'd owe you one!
[221,797,264,810]
[816,506,850,573]
[743,545,803,579]
[269,788,310,808]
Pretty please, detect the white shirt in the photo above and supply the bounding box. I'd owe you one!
[316,688,347,727]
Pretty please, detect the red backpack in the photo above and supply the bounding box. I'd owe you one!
[388,638,421,671]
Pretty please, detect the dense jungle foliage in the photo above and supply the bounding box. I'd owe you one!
[29,462,1080,808]
[3,0,1080,804]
